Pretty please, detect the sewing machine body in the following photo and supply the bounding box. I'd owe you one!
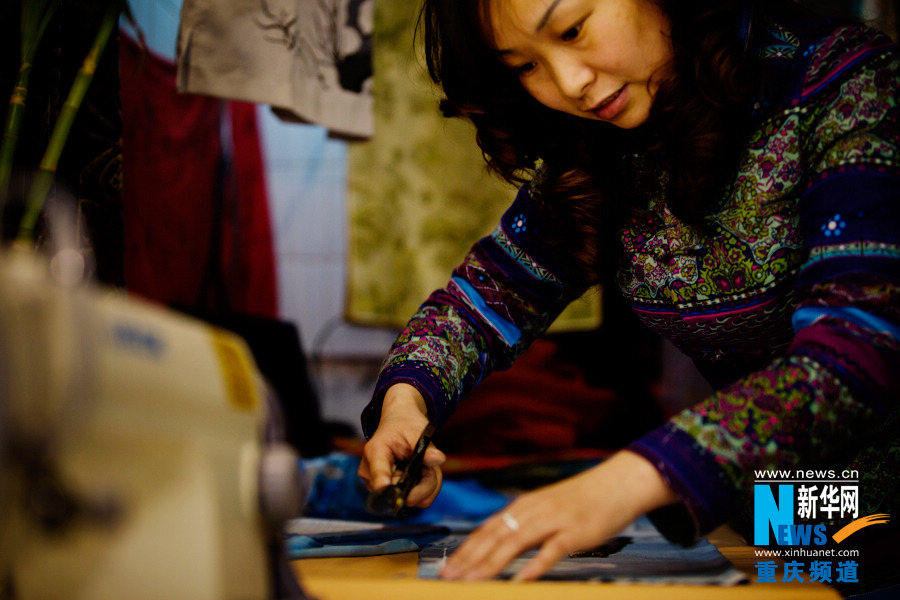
[0,250,282,599]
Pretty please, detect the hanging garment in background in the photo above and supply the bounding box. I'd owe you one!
[176,0,374,139]
[119,34,278,318]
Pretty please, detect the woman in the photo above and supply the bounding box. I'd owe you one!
[358,0,900,587]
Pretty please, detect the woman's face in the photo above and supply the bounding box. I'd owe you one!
[485,0,674,129]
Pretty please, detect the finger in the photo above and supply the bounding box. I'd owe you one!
[441,518,509,579]
[443,506,542,580]
[360,442,400,491]
[357,456,370,479]
[511,534,571,581]
[406,464,442,507]
[462,513,552,580]
[423,445,446,467]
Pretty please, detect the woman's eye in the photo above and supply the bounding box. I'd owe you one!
[561,22,583,42]
[515,62,537,76]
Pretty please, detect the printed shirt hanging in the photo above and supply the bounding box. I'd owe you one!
[176,0,374,139]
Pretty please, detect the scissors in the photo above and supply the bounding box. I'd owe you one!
[366,421,437,517]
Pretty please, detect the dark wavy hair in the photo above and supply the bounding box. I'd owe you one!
[418,0,761,286]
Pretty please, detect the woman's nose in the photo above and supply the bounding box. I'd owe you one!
[548,54,593,100]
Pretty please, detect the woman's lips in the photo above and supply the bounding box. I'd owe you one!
[591,85,628,121]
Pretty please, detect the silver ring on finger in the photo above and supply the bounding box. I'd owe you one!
[501,511,520,532]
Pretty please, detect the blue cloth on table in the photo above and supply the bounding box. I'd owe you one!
[299,452,509,526]
[287,523,451,558]
[289,538,419,558]
[287,452,509,559]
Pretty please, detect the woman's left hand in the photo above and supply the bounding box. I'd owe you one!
[439,450,680,581]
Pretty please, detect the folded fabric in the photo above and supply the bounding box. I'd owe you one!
[287,523,451,558]
[289,537,419,558]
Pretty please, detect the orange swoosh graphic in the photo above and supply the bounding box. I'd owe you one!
[832,514,890,544]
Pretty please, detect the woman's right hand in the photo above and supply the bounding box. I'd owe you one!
[358,383,446,508]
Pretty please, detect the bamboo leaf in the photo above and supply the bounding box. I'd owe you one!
[21,0,60,62]
[17,0,124,244]
[0,0,61,212]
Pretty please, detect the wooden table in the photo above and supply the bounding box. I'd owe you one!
[290,526,840,600]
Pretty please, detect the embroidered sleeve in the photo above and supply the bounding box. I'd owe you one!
[629,27,900,541]
[361,183,587,437]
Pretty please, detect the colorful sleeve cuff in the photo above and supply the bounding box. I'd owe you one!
[628,424,740,544]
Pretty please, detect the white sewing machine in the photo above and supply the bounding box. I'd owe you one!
[0,248,308,600]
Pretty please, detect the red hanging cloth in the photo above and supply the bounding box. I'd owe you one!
[119,34,277,317]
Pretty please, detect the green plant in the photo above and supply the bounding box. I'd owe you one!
[0,0,61,212]
[1,0,132,245]
[17,0,128,244]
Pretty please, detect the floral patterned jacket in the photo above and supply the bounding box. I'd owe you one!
[361,12,900,543]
